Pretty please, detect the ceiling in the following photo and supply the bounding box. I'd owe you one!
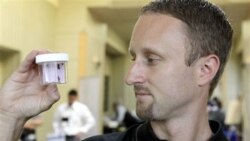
[89,2,250,46]
[89,7,140,44]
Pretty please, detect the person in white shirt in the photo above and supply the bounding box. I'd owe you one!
[53,89,95,141]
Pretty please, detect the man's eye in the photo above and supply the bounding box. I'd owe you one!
[146,57,159,65]
[147,58,155,63]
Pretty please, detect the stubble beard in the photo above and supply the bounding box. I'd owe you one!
[136,100,155,121]
[136,100,167,122]
[134,85,159,121]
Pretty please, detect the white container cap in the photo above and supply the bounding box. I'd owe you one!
[36,53,69,64]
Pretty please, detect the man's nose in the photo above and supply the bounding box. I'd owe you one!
[125,62,146,85]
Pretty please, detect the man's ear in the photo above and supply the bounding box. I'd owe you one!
[196,55,220,86]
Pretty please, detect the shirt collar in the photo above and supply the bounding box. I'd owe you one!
[136,120,227,141]
[208,120,228,141]
[137,121,167,141]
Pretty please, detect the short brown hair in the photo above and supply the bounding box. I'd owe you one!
[141,0,233,96]
[68,89,78,96]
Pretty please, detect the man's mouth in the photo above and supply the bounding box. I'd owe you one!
[134,85,152,99]
[135,92,151,96]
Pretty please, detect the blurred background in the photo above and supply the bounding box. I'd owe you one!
[0,0,250,141]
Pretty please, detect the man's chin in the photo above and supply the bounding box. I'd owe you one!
[136,104,154,121]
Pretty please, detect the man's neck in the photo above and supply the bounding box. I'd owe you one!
[150,99,212,141]
[68,101,76,107]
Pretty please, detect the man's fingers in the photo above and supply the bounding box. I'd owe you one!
[18,49,51,73]
[47,85,60,103]
[18,50,38,73]
[40,85,60,111]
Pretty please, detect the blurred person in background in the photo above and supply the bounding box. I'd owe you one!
[20,116,43,141]
[53,89,95,141]
[103,102,127,133]
[104,102,140,133]
[208,97,226,129]
[224,94,243,141]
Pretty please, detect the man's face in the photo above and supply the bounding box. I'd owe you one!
[68,95,77,105]
[126,14,199,121]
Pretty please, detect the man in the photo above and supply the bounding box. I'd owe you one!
[0,0,233,141]
[53,89,95,141]
[86,0,232,140]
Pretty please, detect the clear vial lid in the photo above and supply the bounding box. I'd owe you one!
[36,53,69,64]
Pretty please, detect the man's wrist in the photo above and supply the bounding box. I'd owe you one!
[0,112,26,141]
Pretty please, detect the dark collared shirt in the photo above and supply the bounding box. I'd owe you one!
[84,120,228,141]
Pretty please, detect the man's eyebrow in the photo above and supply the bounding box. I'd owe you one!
[141,46,163,56]
[142,47,156,54]
[128,46,163,56]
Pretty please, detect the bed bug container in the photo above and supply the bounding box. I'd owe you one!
[36,53,69,85]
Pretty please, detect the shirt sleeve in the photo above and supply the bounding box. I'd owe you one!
[79,105,95,133]
[116,105,127,123]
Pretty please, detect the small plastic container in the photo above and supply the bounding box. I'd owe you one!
[36,53,69,85]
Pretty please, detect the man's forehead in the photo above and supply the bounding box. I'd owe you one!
[130,14,188,44]
[132,14,188,41]
[136,13,185,29]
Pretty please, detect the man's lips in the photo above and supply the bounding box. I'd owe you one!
[135,92,151,96]
[134,85,152,99]
[135,92,152,101]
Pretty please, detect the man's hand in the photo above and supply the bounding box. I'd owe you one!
[0,50,60,140]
